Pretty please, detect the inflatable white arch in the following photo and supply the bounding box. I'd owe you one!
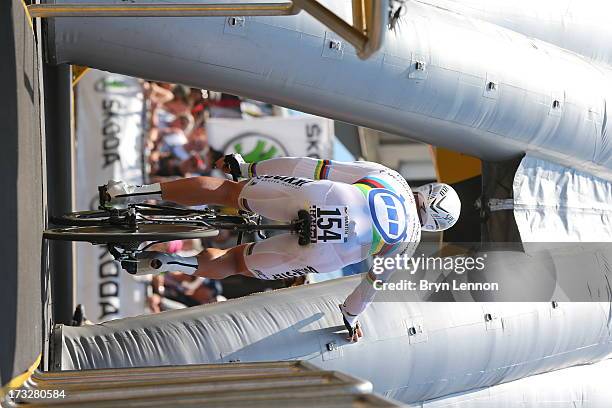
[56,245,612,403]
[47,0,612,179]
[419,0,612,67]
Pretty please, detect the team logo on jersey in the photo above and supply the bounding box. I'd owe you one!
[368,188,408,244]
[256,174,313,188]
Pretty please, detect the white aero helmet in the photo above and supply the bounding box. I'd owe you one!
[413,183,461,232]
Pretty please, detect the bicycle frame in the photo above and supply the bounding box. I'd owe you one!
[100,203,311,274]
[117,203,304,236]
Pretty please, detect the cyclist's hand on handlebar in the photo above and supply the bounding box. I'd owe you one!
[214,157,231,174]
[101,180,134,209]
[215,154,246,181]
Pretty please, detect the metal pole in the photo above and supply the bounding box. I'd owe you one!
[292,0,367,51]
[44,64,76,325]
[360,0,385,59]
[28,3,299,18]
[352,0,366,34]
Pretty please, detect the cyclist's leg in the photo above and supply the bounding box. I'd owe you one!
[193,245,252,280]
[107,177,246,208]
[138,245,252,278]
[240,233,346,280]
[238,176,328,221]
[161,177,246,207]
[143,236,334,281]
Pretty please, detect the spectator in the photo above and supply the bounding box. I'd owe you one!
[148,272,225,313]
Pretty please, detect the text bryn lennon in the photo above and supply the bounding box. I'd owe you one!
[373,280,499,292]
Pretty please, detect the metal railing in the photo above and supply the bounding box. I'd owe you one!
[2,361,402,407]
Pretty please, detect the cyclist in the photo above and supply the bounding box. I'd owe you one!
[104,155,461,341]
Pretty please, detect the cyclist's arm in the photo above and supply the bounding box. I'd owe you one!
[340,267,390,327]
[239,157,385,183]
[341,243,417,328]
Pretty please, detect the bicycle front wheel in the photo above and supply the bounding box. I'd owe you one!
[43,224,219,244]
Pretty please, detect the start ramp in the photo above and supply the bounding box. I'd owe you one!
[4,361,400,407]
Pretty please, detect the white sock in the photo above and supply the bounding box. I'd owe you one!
[128,183,162,200]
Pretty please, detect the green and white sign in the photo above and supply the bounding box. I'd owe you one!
[207,116,334,162]
[75,69,147,322]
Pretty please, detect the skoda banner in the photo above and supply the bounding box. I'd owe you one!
[206,116,334,161]
[75,69,147,322]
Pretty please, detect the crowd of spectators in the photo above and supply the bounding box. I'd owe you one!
[144,83,231,181]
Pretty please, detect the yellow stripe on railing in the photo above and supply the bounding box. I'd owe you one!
[0,354,41,398]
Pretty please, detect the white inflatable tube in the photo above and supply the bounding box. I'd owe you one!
[57,270,612,403]
[46,0,612,179]
[411,358,612,408]
[418,0,612,67]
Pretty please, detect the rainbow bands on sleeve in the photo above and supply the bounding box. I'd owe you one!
[247,163,257,178]
[353,176,386,190]
[313,159,332,180]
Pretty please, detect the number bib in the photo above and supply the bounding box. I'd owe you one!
[309,205,349,244]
